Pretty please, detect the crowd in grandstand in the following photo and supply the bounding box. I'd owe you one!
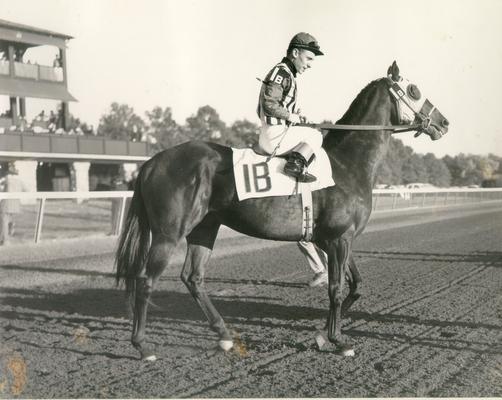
[0,108,95,136]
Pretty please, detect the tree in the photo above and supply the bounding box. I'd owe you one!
[98,103,145,141]
[402,153,428,184]
[145,106,184,153]
[184,105,226,144]
[422,153,451,187]
[376,137,413,185]
[225,119,259,147]
[442,154,488,186]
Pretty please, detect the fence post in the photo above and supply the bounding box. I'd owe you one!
[422,193,426,207]
[34,198,46,243]
[116,196,127,235]
[392,193,397,209]
[373,193,379,211]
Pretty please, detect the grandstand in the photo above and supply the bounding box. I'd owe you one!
[0,19,148,192]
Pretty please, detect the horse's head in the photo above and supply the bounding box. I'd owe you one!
[387,61,449,140]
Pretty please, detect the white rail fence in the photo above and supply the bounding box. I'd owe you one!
[1,188,502,244]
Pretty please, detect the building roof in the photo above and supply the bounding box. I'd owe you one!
[0,19,73,40]
[0,76,77,102]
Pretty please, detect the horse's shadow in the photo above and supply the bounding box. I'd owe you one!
[0,286,326,327]
[354,249,502,267]
[2,249,500,351]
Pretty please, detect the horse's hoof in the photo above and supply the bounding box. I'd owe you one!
[218,340,234,351]
[315,331,328,350]
[335,344,355,357]
[139,349,157,361]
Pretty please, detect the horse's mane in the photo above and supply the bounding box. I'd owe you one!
[323,78,385,148]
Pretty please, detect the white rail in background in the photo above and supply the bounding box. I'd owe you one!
[1,189,501,243]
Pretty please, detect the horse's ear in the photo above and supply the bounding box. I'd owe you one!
[387,61,400,81]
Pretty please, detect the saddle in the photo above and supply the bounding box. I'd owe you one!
[252,143,287,158]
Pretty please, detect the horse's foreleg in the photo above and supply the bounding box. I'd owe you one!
[342,253,362,315]
[132,238,176,361]
[326,237,355,356]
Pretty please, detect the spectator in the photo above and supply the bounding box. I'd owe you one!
[53,54,62,68]
[128,170,138,191]
[35,110,44,122]
[14,49,23,62]
[0,163,28,245]
[18,117,28,132]
[48,111,57,132]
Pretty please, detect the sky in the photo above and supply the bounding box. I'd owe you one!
[1,0,502,157]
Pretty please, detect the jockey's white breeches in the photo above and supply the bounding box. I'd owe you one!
[259,124,323,156]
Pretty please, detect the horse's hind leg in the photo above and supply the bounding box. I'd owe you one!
[132,235,176,361]
[342,253,362,315]
[180,215,233,350]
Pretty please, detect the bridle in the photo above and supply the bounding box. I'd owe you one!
[299,76,435,136]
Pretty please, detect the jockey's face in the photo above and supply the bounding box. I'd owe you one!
[291,48,315,74]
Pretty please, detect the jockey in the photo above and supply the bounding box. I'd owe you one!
[257,32,324,183]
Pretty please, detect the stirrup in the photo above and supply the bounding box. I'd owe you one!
[299,172,317,183]
[284,157,317,183]
[284,165,317,183]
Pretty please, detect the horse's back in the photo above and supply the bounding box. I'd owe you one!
[142,141,231,180]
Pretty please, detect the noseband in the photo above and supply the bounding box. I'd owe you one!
[387,77,435,137]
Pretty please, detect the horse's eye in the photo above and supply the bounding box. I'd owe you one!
[407,84,421,101]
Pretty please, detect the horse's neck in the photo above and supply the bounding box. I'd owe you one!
[324,81,393,189]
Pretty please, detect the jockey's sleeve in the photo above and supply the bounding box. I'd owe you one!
[261,75,291,121]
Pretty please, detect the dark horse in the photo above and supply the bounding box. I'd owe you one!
[115,62,449,360]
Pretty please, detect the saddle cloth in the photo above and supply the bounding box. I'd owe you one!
[232,147,335,201]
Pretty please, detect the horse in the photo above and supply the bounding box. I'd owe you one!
[115,61,449,360]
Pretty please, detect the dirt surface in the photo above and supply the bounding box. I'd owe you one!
[1,203,501,398]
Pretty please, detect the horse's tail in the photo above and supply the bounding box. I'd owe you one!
[114,175,150,302]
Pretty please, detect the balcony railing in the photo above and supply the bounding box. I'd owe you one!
[39,65,64,82]
[0,132,151,159]
[0,60,9,75]
[12,61,64,82]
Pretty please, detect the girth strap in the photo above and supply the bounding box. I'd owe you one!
[300,183,314,241]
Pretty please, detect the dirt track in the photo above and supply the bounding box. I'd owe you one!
[1,203,502,398]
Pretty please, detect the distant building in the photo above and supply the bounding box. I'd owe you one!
[0,19,148,192]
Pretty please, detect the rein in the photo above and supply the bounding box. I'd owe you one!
[298,122,423,134]
[298,77,434,136]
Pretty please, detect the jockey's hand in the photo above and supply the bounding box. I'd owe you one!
[299,115,310,124]
[288,113,302,125]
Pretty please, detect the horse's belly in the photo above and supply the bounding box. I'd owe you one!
[218,196,305,241]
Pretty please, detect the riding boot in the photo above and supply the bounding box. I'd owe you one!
[283,142,317,183]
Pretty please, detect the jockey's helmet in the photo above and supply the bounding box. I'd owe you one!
[288,32,324,56]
